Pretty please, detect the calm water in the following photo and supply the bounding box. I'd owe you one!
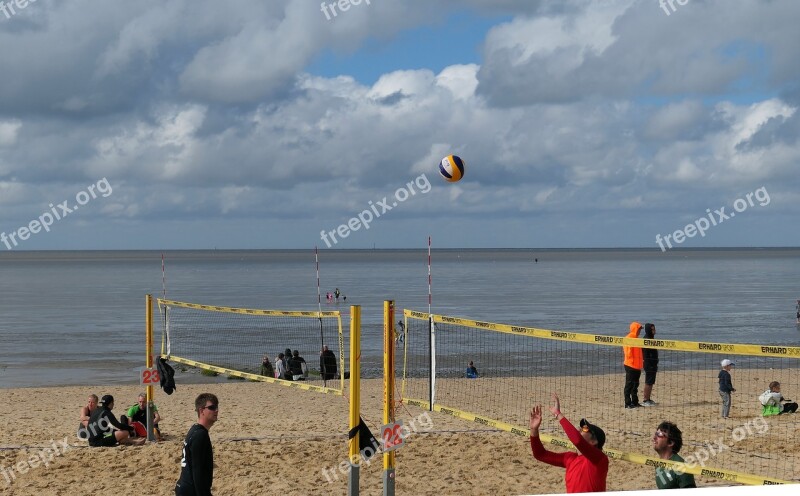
[0,248,798,387]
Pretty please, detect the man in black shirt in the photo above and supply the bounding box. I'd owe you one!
[176,393,219,496]
[87,395,143,447]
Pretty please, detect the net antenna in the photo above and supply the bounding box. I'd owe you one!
[160,252,170,358]
[428,236,435,411]
[316,246,327,386]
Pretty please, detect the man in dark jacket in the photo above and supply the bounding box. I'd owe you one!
[87,395,143,447]
[642,323,659,406]
[320,346,337,381]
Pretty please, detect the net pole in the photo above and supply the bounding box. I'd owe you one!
[428,236,435,411]
[348,305,361,496]
[383,300,396,495]
[145,294,155,442]
[316,246,327,386]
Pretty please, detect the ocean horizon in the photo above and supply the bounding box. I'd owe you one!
[1,247,799,388]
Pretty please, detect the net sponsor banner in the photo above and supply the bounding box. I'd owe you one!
[401,398,791,486]
[159,299,341,318]
[167,355,342,395]
[404,309,800,358]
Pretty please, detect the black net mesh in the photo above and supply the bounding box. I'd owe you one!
[160,299,345,390]
[401,310,800,484]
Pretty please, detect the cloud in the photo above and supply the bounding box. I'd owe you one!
[1,0,799,248]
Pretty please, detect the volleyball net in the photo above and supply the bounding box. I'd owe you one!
[159,299,345,394]
[400,309,800,485]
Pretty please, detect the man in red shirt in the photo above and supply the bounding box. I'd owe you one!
[529,393,609,493]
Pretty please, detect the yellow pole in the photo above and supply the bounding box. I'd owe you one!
[145,294,155,442]
[383,300,396,495]
[348,305,361,496]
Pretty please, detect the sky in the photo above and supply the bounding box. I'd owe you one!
[0,0,799,250]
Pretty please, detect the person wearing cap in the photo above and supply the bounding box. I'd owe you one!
[529,393,608,493]
[176,393,219,496]
[623,321,644,409]
[718,359,736,418]
[87,395,144,447]
[652,421,697,489]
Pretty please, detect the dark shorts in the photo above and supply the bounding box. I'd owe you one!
[90,434,118,447]
[645,369,657,385]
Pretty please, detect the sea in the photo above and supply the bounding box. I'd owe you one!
[1,248,799,388]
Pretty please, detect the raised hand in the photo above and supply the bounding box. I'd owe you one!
[549,393,562,417]
[529,405,543,433]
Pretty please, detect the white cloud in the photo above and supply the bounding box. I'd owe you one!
[0,120,22,147]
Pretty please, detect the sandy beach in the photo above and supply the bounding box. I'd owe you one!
[0,374,796,495]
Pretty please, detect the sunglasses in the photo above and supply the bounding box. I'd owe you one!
[202,404,219,411]
[654,430,669,439]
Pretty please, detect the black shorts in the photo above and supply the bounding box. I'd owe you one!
[645,369,657,385]
[90,434,118,447]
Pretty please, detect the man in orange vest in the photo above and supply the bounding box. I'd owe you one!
[623,321,644,409]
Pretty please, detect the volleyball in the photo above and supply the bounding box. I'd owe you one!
[439,155,465,182]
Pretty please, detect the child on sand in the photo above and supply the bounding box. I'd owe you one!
[718,359,735,418]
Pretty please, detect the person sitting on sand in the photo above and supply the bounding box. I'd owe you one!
[87,395,144,447]
[529,393,608,493]
[288,350,307,381]
[465,361,478,378]
[127,392,162,440]
[760,381,799,416]
[79,394,98,430]
[275,352,289,380]
[260,354,274,378]
[320,346,337,381]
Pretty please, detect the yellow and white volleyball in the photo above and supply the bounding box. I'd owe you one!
[438,155,465,182]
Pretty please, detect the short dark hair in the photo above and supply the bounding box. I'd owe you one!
[769,381,780,391]
[657,421,683,454]
[195,393,219,415]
